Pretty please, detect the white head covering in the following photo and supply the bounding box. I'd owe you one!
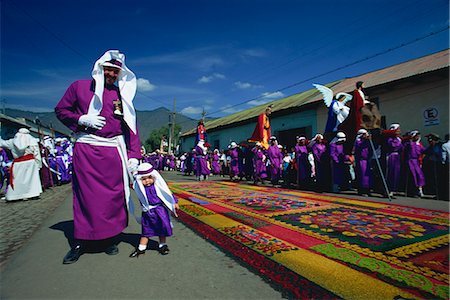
[331,131,346,143]
[230,142,237,148]
[134,163,177,217]
[389,123,400,130]
[89,50,137,134]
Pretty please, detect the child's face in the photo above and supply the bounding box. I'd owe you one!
[141,175,155,187]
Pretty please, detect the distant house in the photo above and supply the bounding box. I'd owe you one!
[0,113,69,140]
[180,49,449,152]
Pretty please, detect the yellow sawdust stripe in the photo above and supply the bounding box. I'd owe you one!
[276,249,418,300]
[178,198,417,300]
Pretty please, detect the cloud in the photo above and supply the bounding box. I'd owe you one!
[131,47,226,71]
[242,48,267,58]
[197,73,226,84]
[137,78,156,91]
[247,91,285,106]
[180,106,204,116]
[234,81,263,89]
[219,105,242,114]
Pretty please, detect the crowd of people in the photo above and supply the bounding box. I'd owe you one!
[166,126,449,201]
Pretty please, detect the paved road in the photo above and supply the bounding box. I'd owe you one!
[1,171,447,299]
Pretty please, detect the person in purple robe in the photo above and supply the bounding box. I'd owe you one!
[330,132,350,193]
[0,147,11,194]
[229,142,241,181]
[38,141,53,190]
[252,142,267,185]
[404,130,426,197]
[353,129,373,196]
[211,149,221,175]
[55,50,141,264]
[309,134,328,192]
[295,136,311,189]
[54,139,70,184]
[384,123,403,196]
[267,136,283,185]
[194,140,210,180]
[129,163,178,258]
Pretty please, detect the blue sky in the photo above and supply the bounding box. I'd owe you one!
[1,0,448,120]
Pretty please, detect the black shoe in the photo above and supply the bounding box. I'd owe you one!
[158,245,170,255]
[105,244,119,255]
[129,248,145,258]
[63,245,83,264]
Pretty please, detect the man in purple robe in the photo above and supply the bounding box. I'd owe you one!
[330,132,350,193]
[229,142,241,181]
[353,129,373,196]
[55,50,141,264]
[211,149,221,175]
[252,142,267,185]
[309,134,328,192]
[404,130,425,197]
[295,136,311,189]
[194,140,210,180]
[267,136,283,186]
[384,123,403,196]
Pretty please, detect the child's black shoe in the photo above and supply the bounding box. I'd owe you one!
[129,248,145,258]
[158,245,170,255]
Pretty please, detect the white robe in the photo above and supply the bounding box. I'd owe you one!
[0,130,42,201]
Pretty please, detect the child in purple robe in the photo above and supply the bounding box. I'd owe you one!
[353,129,373,196]
[229,142,241,181]
[404,130,426,197]
[130,163,179,258]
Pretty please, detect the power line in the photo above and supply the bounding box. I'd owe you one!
[205,25,450,117]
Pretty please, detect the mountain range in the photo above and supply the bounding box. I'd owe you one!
[3,107,201,142]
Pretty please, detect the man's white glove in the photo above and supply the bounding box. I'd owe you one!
[78,114,106,130]
[127,158,139,175]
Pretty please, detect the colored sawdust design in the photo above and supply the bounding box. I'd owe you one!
[311,243,448,299]
[223,211,272,228]
[189,197,211,205]
[171,181,449,298]
[409,245,449,274]
[232,195,323,214]
[218,224,298,256]
[180,204,214,217]
[272,207,448,252]
[177,210,339,299]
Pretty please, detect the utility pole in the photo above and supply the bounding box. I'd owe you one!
[168,98,176,154]
[201,107,206,121]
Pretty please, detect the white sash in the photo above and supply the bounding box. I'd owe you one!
[75,133,136,219]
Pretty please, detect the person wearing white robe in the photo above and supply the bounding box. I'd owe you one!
[0,128,42,201]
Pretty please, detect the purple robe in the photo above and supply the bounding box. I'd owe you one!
[330,142,346,186]
[405,141,425,187]
[55,80,141,240]
[295,144,310,182]
[354,139,372,189]
[252,147,267,180]
[39,146,53,189]
[311,143,327,183]
[0,149,10,191]
[229,148,240,177]
[211,153,221,174]
[55,145,70,183]
[267,145,283,182]
[141,185,172,237]
[385,137,403,192]
[194,146,210,176]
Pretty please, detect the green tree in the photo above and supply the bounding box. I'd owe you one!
[144,124,181,153]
